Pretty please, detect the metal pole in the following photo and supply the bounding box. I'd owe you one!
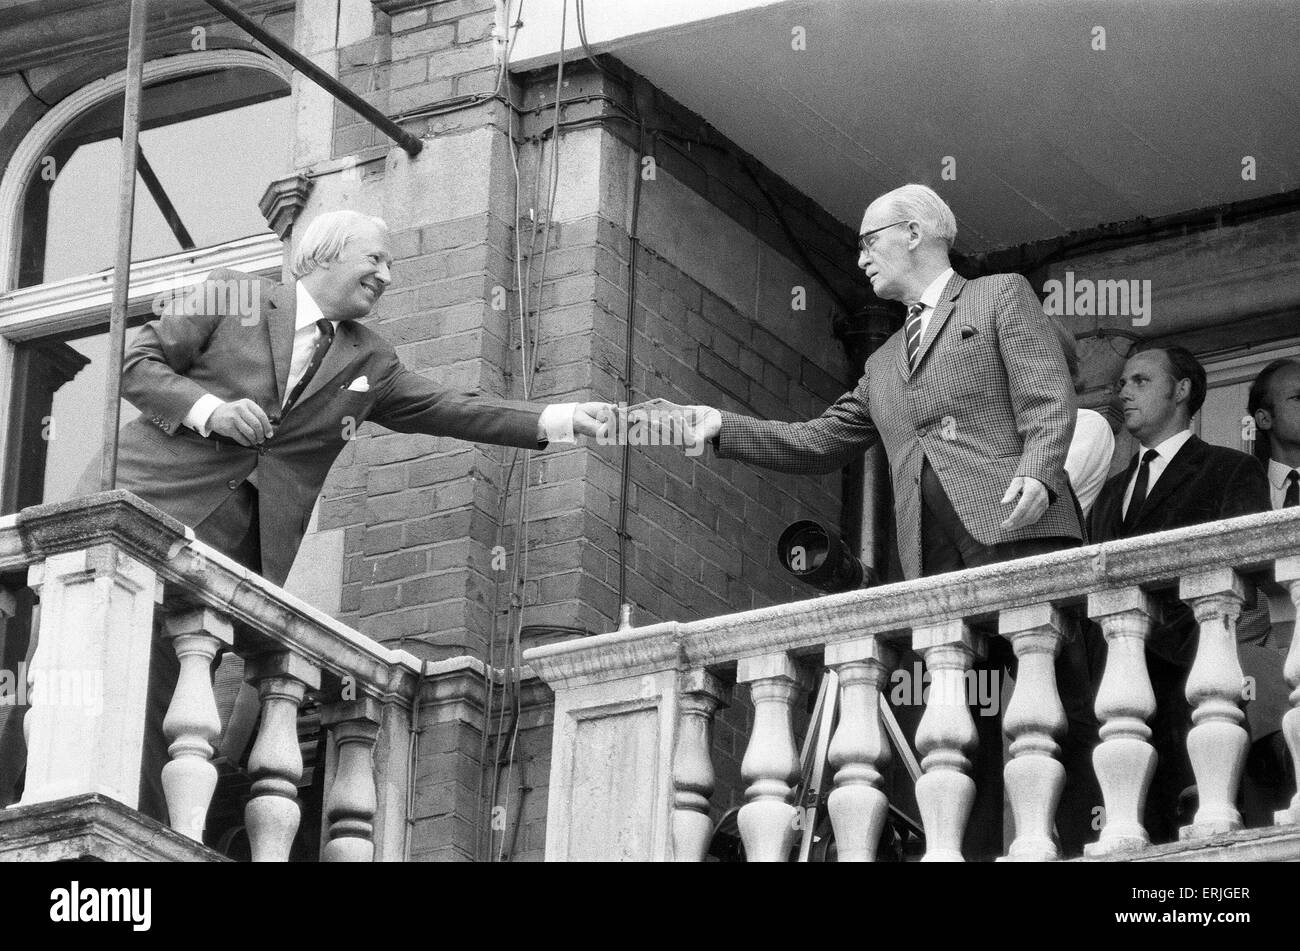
[99,0,149,491]
[201,0,423,157]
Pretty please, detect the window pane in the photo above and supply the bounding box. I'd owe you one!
[19,67,290,287]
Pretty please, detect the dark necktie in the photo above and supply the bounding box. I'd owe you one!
[1285,469,1299,508]
[1122,448,1159,531]
[904,302,925,370]
[283,319,335,413]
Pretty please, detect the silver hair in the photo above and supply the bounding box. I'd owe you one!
[876,183,958,250]
[291,210,389,279]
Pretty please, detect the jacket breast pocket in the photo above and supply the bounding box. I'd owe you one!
[336,391,371,435]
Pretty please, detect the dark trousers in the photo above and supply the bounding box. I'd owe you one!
[914,458,1098,860]
[139,481,262,822]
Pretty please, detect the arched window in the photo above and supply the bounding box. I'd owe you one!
[0,53,291,511]
[17,64,291,288]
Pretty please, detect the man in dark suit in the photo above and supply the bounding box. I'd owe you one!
[1089,346,1286,840]
[80,210,609,584]
[1244,357,1300,817]
[645,184,1090,858]
[66,209,610,821]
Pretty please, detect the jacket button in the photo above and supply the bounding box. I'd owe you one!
[916,426,927,437]
[227,479,239,490]
[257,445,267,455]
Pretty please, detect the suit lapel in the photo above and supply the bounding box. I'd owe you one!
[1106,452,1141,538]
[292,318,361,409]
[907,272,964,378]
[266,282,297,408]
[1133,435,1204,531]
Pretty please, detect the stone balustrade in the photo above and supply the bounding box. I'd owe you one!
[526,507,1300,862]
[0,491,427,861]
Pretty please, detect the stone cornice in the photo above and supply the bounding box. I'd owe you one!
[524,507,1300,686]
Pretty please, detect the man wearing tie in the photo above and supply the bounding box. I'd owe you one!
[1245,357,1300,816]
[646,184,1091,858]
[1088,346,1286,840]
[65,209,610,821]
[1248,358,1300,509]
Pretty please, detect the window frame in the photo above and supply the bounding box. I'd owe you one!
[0,50,292,499]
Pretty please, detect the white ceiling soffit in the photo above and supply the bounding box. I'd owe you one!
[510,0,1300,254]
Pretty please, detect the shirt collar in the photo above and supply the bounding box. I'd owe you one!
[1140,428,1193,461]
[917,267,956,310]
[295,281,337,332]
[1268,456,1300,490]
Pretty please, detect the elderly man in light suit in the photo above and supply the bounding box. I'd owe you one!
[63,209,610,823]
[648,184,1094,858]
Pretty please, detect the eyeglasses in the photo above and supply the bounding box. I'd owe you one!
[857,220,912,253]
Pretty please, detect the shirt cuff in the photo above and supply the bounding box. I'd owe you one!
[538,402,578,446]
[184,394,223,437]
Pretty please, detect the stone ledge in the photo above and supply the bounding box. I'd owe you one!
[0,793,229,862]
[1077,823,1300,863]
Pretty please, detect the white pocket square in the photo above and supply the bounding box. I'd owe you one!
[346,376,370,392]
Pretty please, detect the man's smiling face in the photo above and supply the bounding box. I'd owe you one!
[314,220,392,321]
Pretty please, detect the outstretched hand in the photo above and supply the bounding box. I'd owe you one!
[573,401,617,440]
[627,399,721,456]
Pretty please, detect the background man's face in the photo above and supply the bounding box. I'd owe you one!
[1260,363,1300,451]
[1118,350,1183,444]
[857,200,913,302]
[315,222,392,320]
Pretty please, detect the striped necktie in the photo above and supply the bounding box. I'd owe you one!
[904,302,925,370]
[283,319,335,412]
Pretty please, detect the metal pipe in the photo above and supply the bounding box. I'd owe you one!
[99,0,149,491]
[136,142,196,250]
[200,0,423,157]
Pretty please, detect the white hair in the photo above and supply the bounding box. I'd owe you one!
[876,183,957,250]
[291,210,389,279]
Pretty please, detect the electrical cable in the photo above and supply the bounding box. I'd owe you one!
[487,0,569,862]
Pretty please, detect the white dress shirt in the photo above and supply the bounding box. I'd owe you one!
[184,282,577,444]
[907,266,956,343]
[1268,457,1300,510]
[1121,428,1193,518]
[1065,407,1115,514]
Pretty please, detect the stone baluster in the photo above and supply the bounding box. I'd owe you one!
[1274,555,1300,826]
[1086,587,1158,856]
[1179,568,1249,838]
[998,604,1066,861]
[736,653,806,862]
[160,607,234,841]
[320,697,381,862]
[244,652,320,862]
[913,620,983,862]
[20,545,156,809]
[671,669,728,862]
[824,637,895,862]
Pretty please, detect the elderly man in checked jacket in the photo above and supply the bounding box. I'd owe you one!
[647,184,1095,859]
